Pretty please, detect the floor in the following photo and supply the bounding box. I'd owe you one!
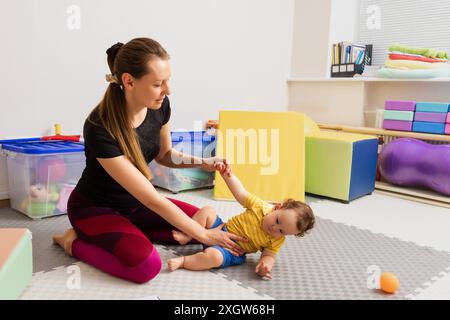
[2,188,450,300]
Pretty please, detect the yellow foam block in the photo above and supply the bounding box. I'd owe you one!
[213,111,305,202]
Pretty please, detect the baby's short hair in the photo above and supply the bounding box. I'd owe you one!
[280,199,315,237]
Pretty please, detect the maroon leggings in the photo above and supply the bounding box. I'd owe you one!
[67,189,199,284]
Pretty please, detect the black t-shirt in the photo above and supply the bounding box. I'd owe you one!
[75,96,171,210]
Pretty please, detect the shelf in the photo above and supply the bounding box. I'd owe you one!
[288,77,450,83]
[318,124,450,142]
[375,181,450,209]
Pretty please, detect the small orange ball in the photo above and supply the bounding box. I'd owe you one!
[380,272,400,294]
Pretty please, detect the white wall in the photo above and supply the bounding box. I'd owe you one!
[1,0,294,137]
[290,0,359,78]
[290,0,332,77]
[327,0,359,71]
[0,0,295,198]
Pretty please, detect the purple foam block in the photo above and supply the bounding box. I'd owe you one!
[384,100,416,111]
[383,120,412,131]
[414,112,447,123]
[447,113,450,124]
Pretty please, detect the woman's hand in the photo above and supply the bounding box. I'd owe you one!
[202,223,247,256]
[201,157,228,173]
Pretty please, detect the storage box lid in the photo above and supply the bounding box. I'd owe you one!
[1,139,84,155]
[171,131,215,143]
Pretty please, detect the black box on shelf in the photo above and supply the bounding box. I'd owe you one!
[330,63,365,78]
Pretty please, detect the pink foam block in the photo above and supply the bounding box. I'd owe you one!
[447,113,450,123]
[384,100,416,111]
[383,120,412,132]
[446,124,450,135]
[414,112,447,123]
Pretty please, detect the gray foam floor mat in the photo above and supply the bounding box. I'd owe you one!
[3,204,450,299]
[0,208,76,273]
[163,217,450,300]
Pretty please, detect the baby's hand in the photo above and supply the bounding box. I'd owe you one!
[214,161,232,177]
[255,260,272,280]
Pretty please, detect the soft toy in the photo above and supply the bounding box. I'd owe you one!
[55,183,75,213]
[36,156,67,184]
[20,184,59,217]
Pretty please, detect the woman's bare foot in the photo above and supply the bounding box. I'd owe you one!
[172,230,192,245]
[53,228,78,256]
[167,256,185,271]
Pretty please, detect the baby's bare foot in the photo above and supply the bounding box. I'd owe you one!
[172,230,191,245]
[167,256,185,271]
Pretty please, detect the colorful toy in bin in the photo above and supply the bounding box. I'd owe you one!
[36,156,67,183]
[56,183,76,213]
[20,184,59,217]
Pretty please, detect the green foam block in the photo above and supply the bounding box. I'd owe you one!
[306,137,352,201]
[384,110,414,121]
[0,229,33,300]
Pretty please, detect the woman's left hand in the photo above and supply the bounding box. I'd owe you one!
[201,157,227,172]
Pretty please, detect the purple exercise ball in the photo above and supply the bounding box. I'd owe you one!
[378,138,450,196]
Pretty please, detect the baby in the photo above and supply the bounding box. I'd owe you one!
[167,163,315,279]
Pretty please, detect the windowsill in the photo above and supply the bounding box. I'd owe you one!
[287,77,450,82]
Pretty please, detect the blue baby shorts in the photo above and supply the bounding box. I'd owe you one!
[202,216,247,268]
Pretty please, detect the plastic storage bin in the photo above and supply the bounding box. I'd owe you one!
[149,131,216,193]
[0,139,85,219]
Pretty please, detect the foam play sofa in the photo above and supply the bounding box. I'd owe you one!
[304,116,379,202]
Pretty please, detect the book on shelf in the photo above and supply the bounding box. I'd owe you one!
[331,42,373,77]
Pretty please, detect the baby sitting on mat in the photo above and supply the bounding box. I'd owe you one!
[168,162,315,279]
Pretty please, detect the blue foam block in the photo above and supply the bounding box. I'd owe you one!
[412,121,446,134]
[348,139,378,201]
[415,102,450,113]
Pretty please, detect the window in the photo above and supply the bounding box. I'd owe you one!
[356,0,450,65]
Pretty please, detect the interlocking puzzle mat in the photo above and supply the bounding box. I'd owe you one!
[163,216,450,300]
[2,190,450,300]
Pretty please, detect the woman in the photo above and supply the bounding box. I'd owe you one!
[53,38,246,284]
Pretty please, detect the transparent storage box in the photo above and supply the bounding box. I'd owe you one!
[0,139,85,219]
[149,131,216,193]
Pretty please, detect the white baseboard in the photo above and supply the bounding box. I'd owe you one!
[0,190,9,200]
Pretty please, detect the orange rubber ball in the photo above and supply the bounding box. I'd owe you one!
[380,272,400,294]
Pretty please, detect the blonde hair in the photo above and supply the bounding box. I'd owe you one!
[88,38,170,180]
